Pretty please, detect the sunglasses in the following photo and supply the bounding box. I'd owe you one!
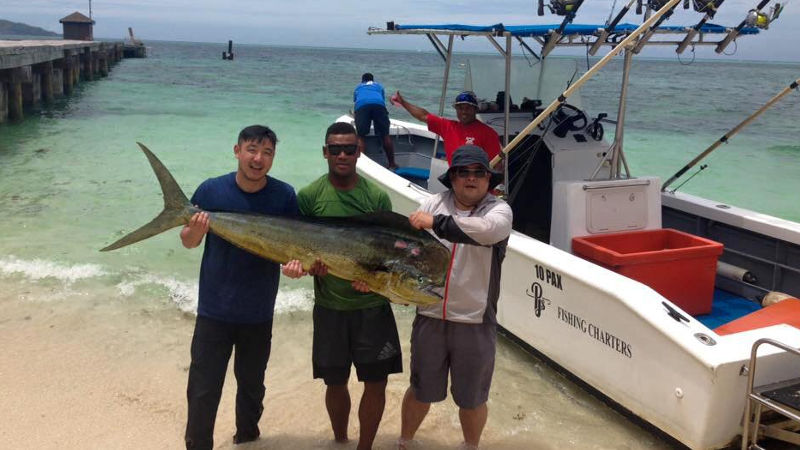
[455,168,490,179]
[326,144,358,156]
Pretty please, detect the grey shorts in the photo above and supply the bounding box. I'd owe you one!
[409,314,496,409]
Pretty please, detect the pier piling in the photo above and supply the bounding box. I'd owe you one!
[0,40,127,123]
[22,72,42,106]
[52,66,64,97]
[9,81,23,122]
[0,85,6,123]
[38,61,55,103]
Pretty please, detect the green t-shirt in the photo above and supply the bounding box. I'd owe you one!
[297,175,393,310]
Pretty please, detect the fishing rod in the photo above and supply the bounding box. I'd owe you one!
[589,0,638,56]
[489,0,684,168]
[668,164,707,193]
[633,0,682,53]
[676,0,725,54]
[715,0,773,53]
[661,77,800,191]
[539,0,586,58]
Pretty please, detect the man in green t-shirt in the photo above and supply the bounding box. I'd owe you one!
[282,122,402,450]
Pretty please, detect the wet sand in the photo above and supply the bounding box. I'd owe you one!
[0,278,671,449]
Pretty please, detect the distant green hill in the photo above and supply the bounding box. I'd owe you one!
[0,19,60,37]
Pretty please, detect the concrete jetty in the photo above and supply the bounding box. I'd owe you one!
[0,40,124,123]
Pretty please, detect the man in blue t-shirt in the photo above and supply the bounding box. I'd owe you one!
[180,125,298,450]
[354,72,397,169]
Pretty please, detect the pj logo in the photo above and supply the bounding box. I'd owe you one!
[526,282,551,318]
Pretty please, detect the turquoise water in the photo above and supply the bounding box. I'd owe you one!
[2,42,798,289]
[0,40,798,447]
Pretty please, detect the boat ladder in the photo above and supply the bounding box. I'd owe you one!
[742,338,800,449]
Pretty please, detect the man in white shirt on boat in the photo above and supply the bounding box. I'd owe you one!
[400,144,512,450]
[392,90,502,165]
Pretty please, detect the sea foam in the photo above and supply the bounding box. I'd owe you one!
[1,256,314,315]
[116,274,198,313]
[0,256,107,283]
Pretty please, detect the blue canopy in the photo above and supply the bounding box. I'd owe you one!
[394,22,759,37]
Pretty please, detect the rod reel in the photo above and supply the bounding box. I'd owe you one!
[633,0,680,53]
[746,3,783,28]
[540,0,585,57]
[676,0,727,54]
[637,0,687,14]
[716,0,778,53]
[691,0,724,16]
[589,0,638,55]
[538,0,582,16]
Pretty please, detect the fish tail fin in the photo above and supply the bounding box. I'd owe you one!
[100,142,192,252]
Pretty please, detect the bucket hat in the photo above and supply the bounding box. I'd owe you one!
[438,145,503,189]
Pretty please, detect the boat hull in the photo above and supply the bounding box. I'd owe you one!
[348,116,800,449]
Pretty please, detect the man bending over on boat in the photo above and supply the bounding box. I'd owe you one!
[400,144,512,450]
[393,90,501,165]
[354,72,398,169]
[281,122,403,450]
[181,125,298,449]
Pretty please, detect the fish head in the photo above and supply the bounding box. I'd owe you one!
[383,269,444,306]
[382,238,450,306]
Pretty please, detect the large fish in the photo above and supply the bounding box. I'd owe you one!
[101,143,450,306]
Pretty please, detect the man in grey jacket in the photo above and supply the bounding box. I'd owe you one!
[400,145,513,450]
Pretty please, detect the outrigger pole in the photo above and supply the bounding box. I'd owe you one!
[661,77,800,191]
[489,0,683,168]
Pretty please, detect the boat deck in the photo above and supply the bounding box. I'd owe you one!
[695,289,761,330]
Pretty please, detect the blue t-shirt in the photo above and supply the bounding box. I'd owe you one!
[191,172,298,323]
[354,81,386,111]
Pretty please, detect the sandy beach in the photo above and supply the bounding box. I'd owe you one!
[0,274,666,450]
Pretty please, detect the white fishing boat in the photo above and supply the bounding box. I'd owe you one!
[341,1,800,448]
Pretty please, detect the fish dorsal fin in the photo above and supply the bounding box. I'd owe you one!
[348,211,419,234]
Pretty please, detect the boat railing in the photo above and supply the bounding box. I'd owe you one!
[391,124,415,146]
[741,338,800,449]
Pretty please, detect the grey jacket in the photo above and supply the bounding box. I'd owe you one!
[416,190,512,324]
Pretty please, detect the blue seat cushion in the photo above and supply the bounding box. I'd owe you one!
[394,167,430,180]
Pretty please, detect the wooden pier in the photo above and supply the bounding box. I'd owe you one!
[0,40,124,124]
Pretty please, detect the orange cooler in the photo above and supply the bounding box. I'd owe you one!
[572,229,723,315]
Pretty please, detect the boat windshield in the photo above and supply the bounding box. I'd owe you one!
[464,57,583,111]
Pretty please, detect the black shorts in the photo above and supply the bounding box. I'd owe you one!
[354,104,390,137]
[312,303,403,385]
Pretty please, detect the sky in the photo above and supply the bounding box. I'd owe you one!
[4,0,799,62]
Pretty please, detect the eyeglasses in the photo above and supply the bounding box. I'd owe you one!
[326,144,358,156]
[455,168,490,179]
